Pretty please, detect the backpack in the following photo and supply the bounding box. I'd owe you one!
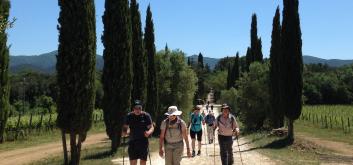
[216,114,235,128]
[164,118,182,142]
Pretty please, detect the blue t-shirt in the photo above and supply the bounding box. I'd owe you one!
[190,113,203,132]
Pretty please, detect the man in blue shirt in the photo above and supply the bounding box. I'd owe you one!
[188,105,205,157]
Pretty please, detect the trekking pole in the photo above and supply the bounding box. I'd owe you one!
[213,131,216,165]
[236,136,244,165]
[204,125,208,156]
[122,136,126,165]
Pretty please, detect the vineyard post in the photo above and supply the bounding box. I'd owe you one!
[341,117,344,132]
[348,117,350,133]
[325,115,328,128]
[329,116,332,129]
[29,113,33,132]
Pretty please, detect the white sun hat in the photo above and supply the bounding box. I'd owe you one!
[165,106,182,116]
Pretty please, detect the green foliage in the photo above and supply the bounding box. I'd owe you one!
[303,64,353,104]
[156,49,197,123]
[0,0,10,143]
[131,0,146,103]
[236,62,270,131]
[102,0,132,152]
[214,56,235,72]
[57,0,96,134]
[204,71,227,102]
[219,88,238,114]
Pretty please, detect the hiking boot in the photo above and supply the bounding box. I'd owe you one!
[192,150,195,157]
[197,150,201,156]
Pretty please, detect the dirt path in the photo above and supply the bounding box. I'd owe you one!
[0,133,109,165]
[297,134,353,157]
[112,105,278,165]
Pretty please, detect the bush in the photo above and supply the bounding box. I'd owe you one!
[236,62,271,131]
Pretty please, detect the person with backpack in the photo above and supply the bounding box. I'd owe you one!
[159,106,191,165]
[205,110,215,144]
[188,105,205,157]
[214,104,240,165]
[122,100,154,165]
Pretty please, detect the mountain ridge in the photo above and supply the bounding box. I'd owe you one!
[9,51,353,73]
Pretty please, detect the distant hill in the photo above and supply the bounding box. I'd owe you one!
[186,55,219,70]
[10,51,103,73]
[9,51,353,74]
[302,55,353,67]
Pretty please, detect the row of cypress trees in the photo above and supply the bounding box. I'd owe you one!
[0,0,10,144]
[228,0,303,141]
[56,0,158,164]
[101,0,158,153]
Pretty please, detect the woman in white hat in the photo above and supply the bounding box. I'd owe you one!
[159,106,191,165]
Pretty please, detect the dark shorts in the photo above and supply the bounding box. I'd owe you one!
[190,130,202,141]
[128,138,149,160]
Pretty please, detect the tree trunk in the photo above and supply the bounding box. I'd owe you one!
[70,133,77,165]
[77,134,84,165]
[61,130,68,165]
[287,119,294,142]
[0,121,4,143]
[111,132,118,153]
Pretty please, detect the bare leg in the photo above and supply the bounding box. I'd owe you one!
[198,141,202,151]
[192,139,196,151]
[140,160,147,165]
[130,160,137,165]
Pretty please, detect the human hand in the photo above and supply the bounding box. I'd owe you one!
[144,131,151,137]
[159,148,164,158]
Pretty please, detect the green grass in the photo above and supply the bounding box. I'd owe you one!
[0,121,106,152]
[30,137,160,165]
[295,120,353,145]
[243,132,325,165]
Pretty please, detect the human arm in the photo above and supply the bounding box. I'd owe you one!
[182,121,191,158]
[144,114,154,137]
[159,128,166,158]
[232,117,240,137]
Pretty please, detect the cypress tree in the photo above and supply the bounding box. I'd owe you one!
[245,47,251,71]
[0,0,10,143]
[57,0,96,164]
[226,64,232,89]
[281,0,303,141]
[198,52,204,69]
[269,7,284,128]
[102,0,132,153]
[256,38,263,61]
[250,14,263,64]
[131,0,146,103]
[145,5,159,120]
[187,57,191,66]
[231,52,240,88]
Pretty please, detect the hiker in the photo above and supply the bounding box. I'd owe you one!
[214,104,240,165]
[159,106,191,165]
[188,105,205,157]
[205,110,215,144]
[122,100,154,165]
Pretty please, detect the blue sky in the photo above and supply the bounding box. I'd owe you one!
[7,0,353,59]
